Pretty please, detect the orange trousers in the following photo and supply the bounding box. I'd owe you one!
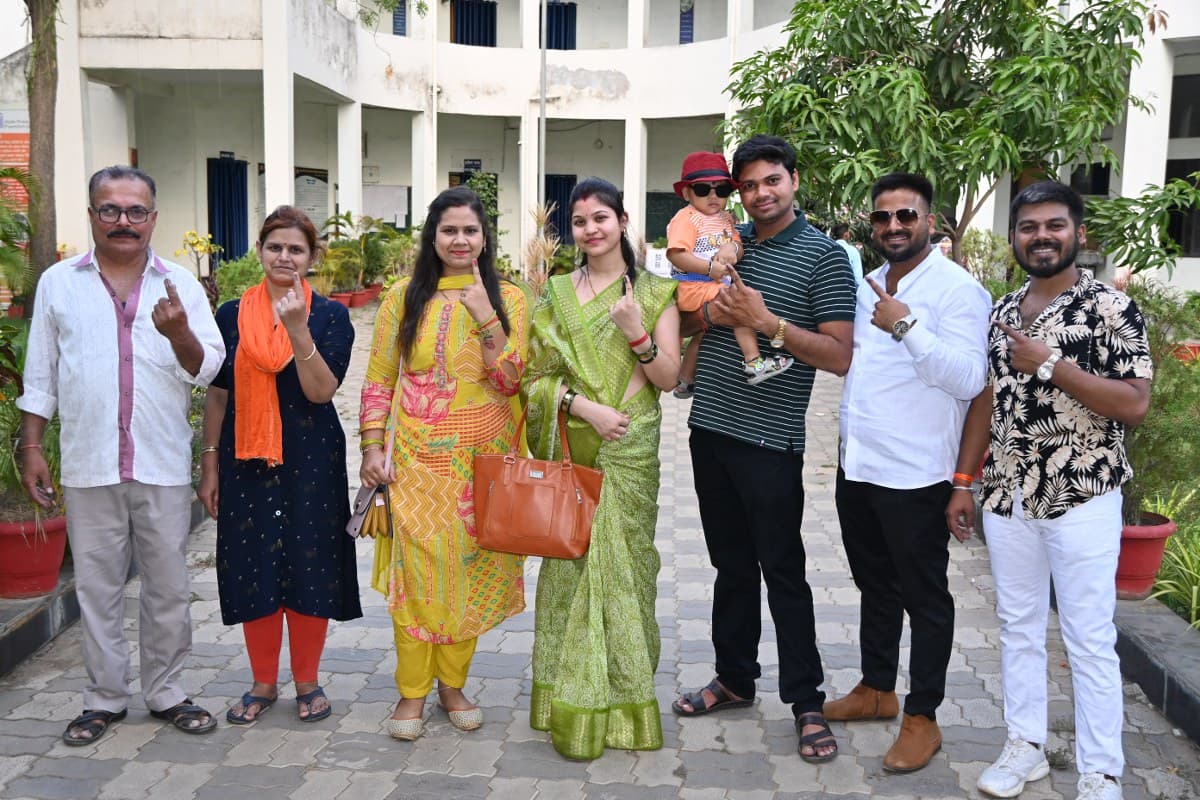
[242,607,329,685]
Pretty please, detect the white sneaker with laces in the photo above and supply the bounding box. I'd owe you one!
[977,738,1050,798]
[1077,773,1122,800]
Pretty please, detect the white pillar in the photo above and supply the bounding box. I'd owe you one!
[410,0,440,221]
[519,109,541,264]
[55,0,89,254]
[1119,36,1173,196]
[262,0,295,208]
[521,0,540,49]
[627,0,646,49]
[337,101,363,217]
[623,117,647,245]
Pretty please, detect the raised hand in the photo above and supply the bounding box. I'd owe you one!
[864,276,911,333]
[460,260,495,324]
[609,275,644,339]
[711,266,769,330]
[151,279,191,341]
[994,320,1052,375]
[276,272,308,334]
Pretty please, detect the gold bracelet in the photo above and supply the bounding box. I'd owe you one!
[300,343,318,361]
[359,441,384,453]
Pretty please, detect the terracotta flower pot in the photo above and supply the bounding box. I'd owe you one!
[0,515,68,598]
[349,289,370,308]
[1116,512,1176,601]
[330,292,353,308]
[365,282,383,300]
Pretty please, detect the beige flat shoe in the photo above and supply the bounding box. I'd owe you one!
[386,698,425,741]
[437,687,483,732]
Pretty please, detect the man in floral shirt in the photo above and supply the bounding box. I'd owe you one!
[946,181,1152,800]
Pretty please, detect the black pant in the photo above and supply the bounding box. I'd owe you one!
[835,468,954,718]
[690,429,824,715]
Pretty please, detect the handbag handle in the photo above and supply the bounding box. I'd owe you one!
[509,403,574,467]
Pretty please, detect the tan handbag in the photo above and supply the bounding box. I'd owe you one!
[347,484,392,539]
[474,408,602,560]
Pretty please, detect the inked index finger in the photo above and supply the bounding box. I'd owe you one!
[726,265,744,287]
[164,278,180,301]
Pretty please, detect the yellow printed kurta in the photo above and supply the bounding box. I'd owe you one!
[361,275,528,643]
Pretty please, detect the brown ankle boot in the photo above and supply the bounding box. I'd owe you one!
[822,681,900,722]
[882,713,942,773]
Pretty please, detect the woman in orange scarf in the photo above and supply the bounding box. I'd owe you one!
[359,187,528,741]
[197,206,362,725]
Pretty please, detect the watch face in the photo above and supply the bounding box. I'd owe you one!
[892,320,910,340]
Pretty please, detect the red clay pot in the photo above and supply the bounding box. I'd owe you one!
[0,514,68,598]
[365,283,383,300]
[330,292,353,308]
[1173,342,1200,362]
[1116,512,1176,601]
[349,289,370,308]
[6,304,23,318]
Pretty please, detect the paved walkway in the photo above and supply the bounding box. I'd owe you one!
[1,304,1198,800]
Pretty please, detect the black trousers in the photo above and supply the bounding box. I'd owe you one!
[834,468,954,718]
[690,428,824,715]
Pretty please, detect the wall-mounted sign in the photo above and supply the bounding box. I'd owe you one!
[463,158,482,172]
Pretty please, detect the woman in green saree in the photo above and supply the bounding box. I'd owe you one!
[523,178,680,760]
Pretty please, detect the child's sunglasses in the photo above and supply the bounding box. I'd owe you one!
[869,208,922,226]
[690,182,735,198]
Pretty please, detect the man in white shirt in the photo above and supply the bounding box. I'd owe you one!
[18,166,225,745]
[830,222,864,285]
[824,173,990,772]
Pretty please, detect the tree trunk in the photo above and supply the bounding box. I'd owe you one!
[23,0,59,319]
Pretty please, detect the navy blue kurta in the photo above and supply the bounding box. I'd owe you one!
[213,293,363,625]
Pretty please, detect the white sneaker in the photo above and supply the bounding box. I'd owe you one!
[977,738,1050,798]
[1077,773,1122,800]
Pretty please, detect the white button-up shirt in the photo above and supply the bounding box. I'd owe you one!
[839,250,992,489]
[17,249,224,488]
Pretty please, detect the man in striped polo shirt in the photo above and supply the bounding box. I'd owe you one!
[670,135,856,763]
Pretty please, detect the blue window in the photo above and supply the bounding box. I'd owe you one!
[452,0,498,47]
[545,1,577,50]
[680,3,694,44]
[392,2,406,36]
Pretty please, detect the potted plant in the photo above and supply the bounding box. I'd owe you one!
[1112,280,1200,598]
[0,318,66,598]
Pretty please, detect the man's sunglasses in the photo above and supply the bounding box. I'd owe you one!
[869,208,922,226]
[690,182,735,198]
[92,205,154,224]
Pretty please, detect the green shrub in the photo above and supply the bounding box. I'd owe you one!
[215,251,264,305]
[960,228,1022,301]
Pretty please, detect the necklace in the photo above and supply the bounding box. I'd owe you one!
[578,266,596,297]
[438,289,459,304]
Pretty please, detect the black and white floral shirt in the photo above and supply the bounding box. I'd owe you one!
[981,270,1153,520]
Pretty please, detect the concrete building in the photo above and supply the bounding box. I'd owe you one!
[0,0,1197,288]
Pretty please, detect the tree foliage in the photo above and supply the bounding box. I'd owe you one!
[724,0,1147,244]
[1086,172,1200,277]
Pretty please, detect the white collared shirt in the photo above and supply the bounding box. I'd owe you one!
[17,249,224,488]
[839,249,991,489]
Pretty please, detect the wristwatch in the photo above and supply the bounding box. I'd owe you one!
[1036,352,1061,381]
[891,314,918,341]
[771,317,788,349]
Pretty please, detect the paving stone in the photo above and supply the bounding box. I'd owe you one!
[340,770,399,800]
[677,750,775,790]
[0,754,34,794]
[97,760,170,800]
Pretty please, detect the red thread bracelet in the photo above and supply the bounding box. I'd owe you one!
[628,332,650,349]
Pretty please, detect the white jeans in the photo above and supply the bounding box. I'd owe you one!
[983,488,1124,778]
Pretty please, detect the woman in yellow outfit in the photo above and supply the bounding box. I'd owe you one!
[358,187,528,740]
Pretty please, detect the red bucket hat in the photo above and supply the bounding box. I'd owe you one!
[673,152,735,199]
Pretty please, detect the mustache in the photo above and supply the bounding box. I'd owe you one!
[107,229,141,239]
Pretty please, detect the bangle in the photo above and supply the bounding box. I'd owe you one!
[952,471,975,486]
[951,485,976,493]
[359,441,384,453]
[701,302,713,332]
[628,332,650,349]
[300,343,318,361]
[360,437,384,448]
[560,390,575,413]
[706,258,714,278]
[566,392,578,416]
[200,445,219,455]
[636,343,659,364]
[19,443,42,450]
[475,312,499,333]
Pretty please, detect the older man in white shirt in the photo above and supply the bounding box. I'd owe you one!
[18,166,225,745]
[823,173,991,772]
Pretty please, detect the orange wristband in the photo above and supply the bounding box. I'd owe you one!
[952,471,975,486]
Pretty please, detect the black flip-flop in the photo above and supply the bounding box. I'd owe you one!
[671,678,755,716]
[62,708,128,746]
[296,687,331,723]
[796,711,838,763]
[150,699,217,734]
[226,692,276,725]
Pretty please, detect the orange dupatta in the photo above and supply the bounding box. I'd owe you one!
[234,279,313,466]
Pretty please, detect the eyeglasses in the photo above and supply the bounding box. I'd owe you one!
[869,208,922,226]
[92,205,154,224]
[690,182,735,198]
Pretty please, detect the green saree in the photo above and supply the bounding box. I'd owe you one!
[523,270,677,760]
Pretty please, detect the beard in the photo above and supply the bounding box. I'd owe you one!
[870,228,930,265]
[1015,237,1079,278]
